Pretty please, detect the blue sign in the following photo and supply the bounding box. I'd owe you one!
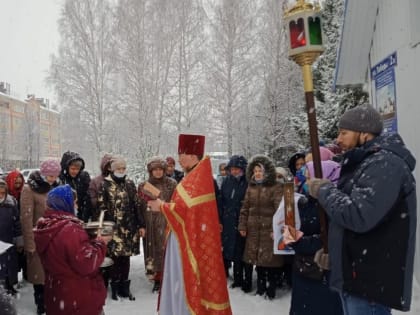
[371,52,398,134]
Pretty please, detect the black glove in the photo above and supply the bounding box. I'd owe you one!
[307,178,331,199]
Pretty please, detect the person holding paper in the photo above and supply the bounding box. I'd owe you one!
[138,156,177,293]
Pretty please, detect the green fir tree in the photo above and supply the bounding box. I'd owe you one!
[314,0,368,141]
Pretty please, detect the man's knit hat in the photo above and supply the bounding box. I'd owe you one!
[338,104,383,135]
[227,155,247,172]
[40,159,61,177]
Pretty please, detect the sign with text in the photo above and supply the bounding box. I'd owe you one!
[371,52,398,133]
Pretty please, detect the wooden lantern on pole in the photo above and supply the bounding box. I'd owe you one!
[283,0,329,252]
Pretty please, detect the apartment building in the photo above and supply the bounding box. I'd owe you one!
[0,82,61,170]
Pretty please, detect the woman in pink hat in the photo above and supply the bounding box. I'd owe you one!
[20,159,61,314]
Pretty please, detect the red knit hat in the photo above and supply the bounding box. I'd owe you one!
[166,156,176,166]
[178,134,205,156]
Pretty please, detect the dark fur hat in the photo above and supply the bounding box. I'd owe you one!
[226,155,247,172]
[147,156,167,173]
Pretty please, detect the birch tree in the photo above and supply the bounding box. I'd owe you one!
[48,0,117,157]
[162,0,208,138]
[204,0,261,156]
[257,0,305,162]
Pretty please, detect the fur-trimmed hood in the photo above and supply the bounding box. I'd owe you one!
[246,155,277,186]
[60,151,85,176]
[28,171,60,194]
[100,154,113,176]
[288,152,306,176]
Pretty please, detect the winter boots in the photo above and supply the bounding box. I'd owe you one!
[4,278,18,296]
[223,259,231,278]
[256,276,266,296]
[33,284,45,314]
[152,272,162,293]
[266,267,277,300]
[256,267,277,300]
[241,263,253,293]
[119,280,135,300]
[152,280,161,293]
[266,281,276,300]
[110,280,135,301]
[37,304,46,315]
[230,261,244,288]
[110,282,119,301]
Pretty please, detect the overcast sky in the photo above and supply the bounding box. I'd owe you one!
[0,0,62,103]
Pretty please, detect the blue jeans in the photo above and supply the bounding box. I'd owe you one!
[340,292,392,315]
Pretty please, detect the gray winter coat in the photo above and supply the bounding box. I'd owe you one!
[318,133,416,311]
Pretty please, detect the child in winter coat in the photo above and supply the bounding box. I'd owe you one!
[0,180,23,296]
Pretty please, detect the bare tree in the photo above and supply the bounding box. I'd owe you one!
[23,102,40,167]
[48,0,117,158]
[164,0,207,135]
[204,0,260,156]
[257,0,305,162]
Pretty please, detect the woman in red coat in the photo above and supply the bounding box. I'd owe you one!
[34,185,111,315]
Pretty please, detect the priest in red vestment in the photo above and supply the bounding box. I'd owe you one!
[148,134,232,315]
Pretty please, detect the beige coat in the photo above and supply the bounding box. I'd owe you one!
[20,171,59,284]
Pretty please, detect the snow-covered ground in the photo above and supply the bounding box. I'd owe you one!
[13,254,420,315]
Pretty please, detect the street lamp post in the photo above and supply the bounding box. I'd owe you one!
[283,0,329,251]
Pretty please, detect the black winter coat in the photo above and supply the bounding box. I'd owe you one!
[166,169,184,183]
[289,196,342,315]
[220,174,248,261]
[318,133,416,311]
[0,195,22,284]
[59,151,92,222]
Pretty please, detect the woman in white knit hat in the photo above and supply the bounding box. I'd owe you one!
[97,157,147,301]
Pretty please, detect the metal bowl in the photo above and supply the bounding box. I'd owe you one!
[100,257,114,268]
[84,221,115,236]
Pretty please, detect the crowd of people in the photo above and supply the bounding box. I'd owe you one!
[0,104,417,315]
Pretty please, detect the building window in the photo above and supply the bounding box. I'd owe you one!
[40,110,49,120]
[13,103,25,113]
[0,101,9,109]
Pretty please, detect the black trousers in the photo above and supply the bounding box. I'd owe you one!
[110,256,130,282]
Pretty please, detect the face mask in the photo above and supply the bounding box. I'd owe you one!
[295,166,306,183]
[113,172,126,178]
